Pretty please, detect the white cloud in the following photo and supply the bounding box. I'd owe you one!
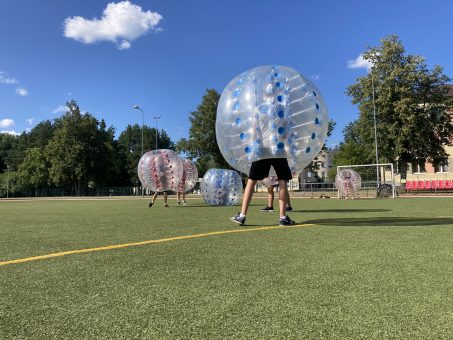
[52,105,68,114]
[16,87,29,96]
[311,74,320,80]
[26,118,35,125]
[0,72,19,84]
[0,118,15,128]
[119,39,131,50]
[0,130,20,136]
[347,54,373,71]
[64,1,163,50]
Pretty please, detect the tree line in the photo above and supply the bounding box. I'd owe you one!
[332,35,453,179]
[0,100,174,196]
[1,34,452,197]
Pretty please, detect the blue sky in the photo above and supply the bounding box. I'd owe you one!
[1,0,452,148]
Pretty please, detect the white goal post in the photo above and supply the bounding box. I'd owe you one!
[337,163,396,199]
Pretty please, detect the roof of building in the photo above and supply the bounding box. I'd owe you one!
[442,84,453,98]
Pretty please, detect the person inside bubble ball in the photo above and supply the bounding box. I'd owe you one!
[231,159,296,226]
[260,184,293,212]
[343,173,352,200]
[149,191,169,208]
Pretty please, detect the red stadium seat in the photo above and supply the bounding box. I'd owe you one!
[431,180,438,190]
[438,180,445,189]
[446,180,453,189]
[412,180,419,190]
[405,180,413,191]
[425,180,432,190]
[418,180,425,190]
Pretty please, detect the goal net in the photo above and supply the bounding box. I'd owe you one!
[336,163,396,198]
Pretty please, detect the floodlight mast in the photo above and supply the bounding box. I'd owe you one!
[153,115,161,149]
[371,70,380,187]
[6,165,10,199]
[133,105,144,157]
[133,105,144,197]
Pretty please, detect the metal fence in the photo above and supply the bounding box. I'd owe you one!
[1,186,205,198]
[1,187,141,198]
[6,182,448,199]
[296,181,396,199]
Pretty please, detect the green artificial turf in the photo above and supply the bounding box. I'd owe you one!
[1,197,453,339]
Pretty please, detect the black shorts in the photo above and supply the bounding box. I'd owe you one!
[248,158,292,181]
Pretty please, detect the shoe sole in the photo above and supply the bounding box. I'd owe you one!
[279,220,296,226]
[230,217,245,225]
[260,210,274,212]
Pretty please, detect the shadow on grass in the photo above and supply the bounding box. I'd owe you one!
[293,209,391,213]
[174,204,261,208]
[305,217,453,227]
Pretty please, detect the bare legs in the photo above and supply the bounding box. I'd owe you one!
[278,180,289,217]
[267,185,291,211]
[151,191,168,207]
[267,186,275,208]
[241,179,290,217]
[240,179,257,215]
[177,191,186,205]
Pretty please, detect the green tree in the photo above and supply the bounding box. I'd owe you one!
[27,120,55,149]
[2,120,55,171]
[16,147,49,196]
[117,124,174,185]
[0,169,18,197]
[333,121,375,165]
[346,34,453,177]
[90,119,125,190]
[176,89,230,176]
[46,100,118,195]
[0,133,17,172]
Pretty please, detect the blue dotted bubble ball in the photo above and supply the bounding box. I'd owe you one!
[216,65,329,175]
[201,169,243,206]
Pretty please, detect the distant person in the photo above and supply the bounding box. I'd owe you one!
[260,177,293,212]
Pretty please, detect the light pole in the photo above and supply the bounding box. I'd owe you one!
[152,115,161,150]
[133,105,144,157]
[6,165,10,199]
[133,105,144,197]
[371,71,380,187]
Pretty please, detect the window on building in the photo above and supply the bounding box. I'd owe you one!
[434,159,449,173]
[412,160,426,174]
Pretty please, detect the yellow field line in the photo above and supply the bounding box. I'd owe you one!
[0,224,315,267]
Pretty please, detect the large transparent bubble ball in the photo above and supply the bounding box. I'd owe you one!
[138,149,183,192]
[335,169,362,197]
[201,169,243,206]
[178,158,198,193]
[216,65,329,175]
